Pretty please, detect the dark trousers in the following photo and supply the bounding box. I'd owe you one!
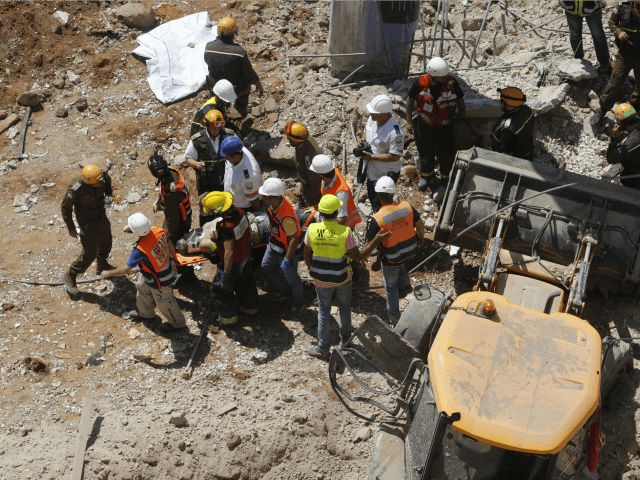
[416,121,457,179]
[600,52,640,112]
[210,255,259,324]
[69,216,112,276]
[367,170,400,214]
[565,11,610,67]
[234,85,251,118]
[164,216,195,277]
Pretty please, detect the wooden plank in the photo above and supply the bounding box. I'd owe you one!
[0,114,18,135]
[70,391,94,480]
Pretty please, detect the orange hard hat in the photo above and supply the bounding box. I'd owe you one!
[204,109,225,128]
[284,120,309,143]
[217,17,237,36]
[614,103,636,122]
[498,86,526,107]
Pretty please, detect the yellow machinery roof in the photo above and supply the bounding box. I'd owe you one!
[428,292,601,455]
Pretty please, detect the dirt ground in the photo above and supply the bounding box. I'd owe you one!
[0,1,639,480]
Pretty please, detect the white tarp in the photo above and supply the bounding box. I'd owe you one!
[133,12,217,104]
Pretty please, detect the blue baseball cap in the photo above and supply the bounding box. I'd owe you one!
[220,136,244,157]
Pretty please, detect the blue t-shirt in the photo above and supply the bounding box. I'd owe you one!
[126,248,146,268]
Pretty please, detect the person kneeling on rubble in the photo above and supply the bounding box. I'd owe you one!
[606,103,640,189]
[360,177,425,325]
[102,213,186,333]
[199,192,259,328]
[490,87,535,161]
[191,80,249,136]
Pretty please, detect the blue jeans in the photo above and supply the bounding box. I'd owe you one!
[565,11,610,67]
[315,281,352,353]
[382,262,411,322]
[261,244,304,309]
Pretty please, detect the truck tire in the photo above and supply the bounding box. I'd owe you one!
[395,289,446,361]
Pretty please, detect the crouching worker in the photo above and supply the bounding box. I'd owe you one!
[200,191,260,327]
[102,213,186,333]
[304,195,391,360]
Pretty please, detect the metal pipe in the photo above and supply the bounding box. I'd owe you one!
[431,0,442,58]
[468,0,492,68]
[440,169,463,229]
[18,107,31,159]
[496,3,570,34]
[420,8,427,73]
[439,0,447,57]
[521,14,564,35]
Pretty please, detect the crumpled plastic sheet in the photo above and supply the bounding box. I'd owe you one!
[132,12,217,104]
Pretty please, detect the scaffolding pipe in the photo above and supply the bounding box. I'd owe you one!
[468,0,492,68]
[430,0,442,58]
[439,0,447,57]
[420,8,427,73]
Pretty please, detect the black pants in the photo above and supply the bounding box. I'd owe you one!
[416,121,457,178]
[367,170,400,214]
[164,216,195,277]
[210,255,259,324]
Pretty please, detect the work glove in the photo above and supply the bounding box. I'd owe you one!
[280,258,292,273]
[221,271,233,292]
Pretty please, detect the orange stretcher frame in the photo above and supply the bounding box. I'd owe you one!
[175,253,208,267]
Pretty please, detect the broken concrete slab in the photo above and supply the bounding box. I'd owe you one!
[461,17,483,31]
[116,3,156,30]
[291,43,330,71]
[531,84,570,115]
[252,135,296,169]
[583,115,599,138]
[464,98,502,118]
[560,58,597,82]
[0,113,19,135]
[601,163,621,178]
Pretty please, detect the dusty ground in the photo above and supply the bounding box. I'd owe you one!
[0,1,639,480]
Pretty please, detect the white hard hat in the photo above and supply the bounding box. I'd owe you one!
[366,94,393,114]
[375,176,396,194]
[213,79,237,103]
[258,177,285,197]
[128,212,151,237]
[426,57,450,77]
[309,154,334,174]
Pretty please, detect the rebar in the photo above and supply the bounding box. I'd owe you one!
[430,0,442,58]
[439,0,447,57]
[468,0,492,68]
[522,14,564,35]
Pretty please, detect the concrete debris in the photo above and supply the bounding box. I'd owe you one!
[0,110,6,120]
[55,107,69,118]
[75,98,88,111]
[218,403,238,416]
[461,17,483,31]
[173,154,186,167]
[34,53,43,67]
[226,433,242,450]
[0,113,19,135]
[53,11,69,26]
[254,135,295,168]
[13,194,30,208]
[67,71,81,85]
[353,426,371,443]
[19,426,28,437]
[116,3,156,30]
[290,43,330,71]
[583,115,599,138]
[601,163,621,178]
[560,58,597,82]
[424,218,436,231]
[465,98,502,118]
[531,84,570,115]
[126,192,141,204]
[79,127,89,136]
[52,78,65,89]
[169,414,187,426]
[86,352,105,366]
[128,327,141,339]
[17,91,42,108]
[264,97,278,113]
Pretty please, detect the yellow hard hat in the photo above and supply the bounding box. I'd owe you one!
[205,109,225,128]
[284,120,309,143]
[82,164,103,185]
[217,17,237,36]
[318,194,343,214]
[201,191,233,215]
[615,103,636,122]
[498,86,526,107]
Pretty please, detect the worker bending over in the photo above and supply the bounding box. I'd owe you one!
[606,103,640,189]
[490,87,534,160]
[191,80,246,136]
[284,121,324,207]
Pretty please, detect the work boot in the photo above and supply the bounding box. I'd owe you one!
[590,108,605,126]
[426,175,442,192]
[286,303,305,320]
[239,305,260,317]
[157,322,187,333]
[240,117,254,136]
[62,271,79,296]
[399,284,414,299]
[371,254,382,272]
[96,262,116,276]
[307,345,330,361]
[270,292,292,302]
[418,176,429,192]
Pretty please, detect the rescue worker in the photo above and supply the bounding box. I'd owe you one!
[490,87,535,160]
[259,178,305,318]
[149,151,197,287]
[221,136,263,212]
[284,120,323,207]
[102,213,186,333]
[309,154,361,229]
[191,80,247,136]
[204,17,264,120]
[560,2,610,75]
[184,109,237,226]
[361,177,425,324]
[359,94,405,213]
[61,164,114,296]
[199,192,260,327]
[406,57,466,192]
[304,195,391,360]
[606,103,640,189]
[591,1,640,125]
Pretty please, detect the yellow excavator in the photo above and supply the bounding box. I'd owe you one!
[329,148,636,480]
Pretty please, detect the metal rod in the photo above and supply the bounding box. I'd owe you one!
[496,3,570,34]
[468,0,492,68]
[521,14,564,35]
[431,0,442,58]
[501,12,506,35]
[420,8,427,73]
[439,0,447,57]
[18,107,31,159]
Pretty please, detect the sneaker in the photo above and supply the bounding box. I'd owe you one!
[590,108,605,126]
[96,262,116,276]
[308,345,330,361]
[62,272,79,296]
[157,322,187,333]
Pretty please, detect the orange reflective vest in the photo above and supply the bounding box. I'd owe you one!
[136,226,174,289]
[160,168,192,222]
[267,197,302,255]
[321,170,362,228]
[416,74,458,128]
[373,201,418,265]
[214,208,252,264]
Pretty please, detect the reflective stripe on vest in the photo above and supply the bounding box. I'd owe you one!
[214,208,252,264]
[416,74,458,128]
[268,197,301,254]
[559,1,601,16]
[308,221,350,285]
[373,201,418,265]
[321,170,362,228]
[160,168,192,221]
[136,226,174,289]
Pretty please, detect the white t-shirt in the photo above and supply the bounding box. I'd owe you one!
[184,131,222,160]
[224,147,263,209]
[364,116,405,181]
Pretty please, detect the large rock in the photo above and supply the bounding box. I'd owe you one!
[531,84,570,115]
[561,58,597,82]
[461,17,483,31]
[17,91,42,108]
[116,3,156,30]
[464,98,502,118]
[290,43,330,71]
[53,11,69,26]
[253,135,296,169]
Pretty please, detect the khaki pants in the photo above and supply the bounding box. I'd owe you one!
[136,276,186,328]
